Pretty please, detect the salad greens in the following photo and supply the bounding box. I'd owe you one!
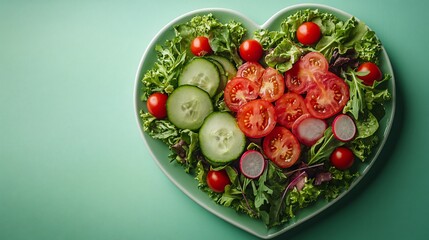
[141,14,246,101]
[139,9,392,228]
[256,9,382,73]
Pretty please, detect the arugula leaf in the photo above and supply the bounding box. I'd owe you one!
[308,127,344,165]
[343,71,367,120]
[252,165,273,208]
[343,70,391,120]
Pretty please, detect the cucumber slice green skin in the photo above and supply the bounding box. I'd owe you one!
[166,85,213,130]
[207,58,228,93]
[199,112,246,165]
[178,58,220,97]
[207,55,237,80]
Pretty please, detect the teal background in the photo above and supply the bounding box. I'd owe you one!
[1,0,427,239]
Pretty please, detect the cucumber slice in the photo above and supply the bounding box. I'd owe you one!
[178,58,220,97]
[199,112,246,165]
[207,55,237,80]
[167,85,213,130]
[208,58,228,93]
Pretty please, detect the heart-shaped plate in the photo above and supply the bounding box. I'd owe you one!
[134,3,396,239]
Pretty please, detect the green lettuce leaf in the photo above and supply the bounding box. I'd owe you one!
[285,180,322,218]
[209,21,246,67]
[141,111,180,146]
[264,38,303,72]
[343,71,392,120]
[141,36,186,100]
[308,127,344,165]
[321,167,360,200]
[316,17,369,61]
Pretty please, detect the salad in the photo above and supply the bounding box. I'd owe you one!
[139,9,391,228]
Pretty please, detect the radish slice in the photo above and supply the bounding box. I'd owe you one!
[239,150,265,179]
[292,114,327,146]
[332,114,356,142]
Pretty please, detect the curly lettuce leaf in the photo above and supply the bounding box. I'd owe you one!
[141,111,180,146]
[285,180,322,218]
[141,112,200,172]
[141,36,186,100]
[209,21,246,67]
[321,167,360,200]
[264,38,303,72]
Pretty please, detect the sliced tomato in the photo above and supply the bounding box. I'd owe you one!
[224,77,259,112]
[262,126,301,168]
[236,61,264,86]
[274,92,308,129]
[285,52,329,94]
[300,52,329,72]
[237,99,276,138]
[259,67,285,102]
[284,59,315,94]
[305,72,350,119]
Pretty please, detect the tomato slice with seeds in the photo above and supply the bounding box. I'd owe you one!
[285,52,329,94]
[236,61,264,86]
[284,61,309,94]
[274,92,308,129]
[237,99,276,138]
[300,52,329,72]
[305,72,350,119]
[263,126,301,168]
[259,67,285,102]
[224,77,259,112]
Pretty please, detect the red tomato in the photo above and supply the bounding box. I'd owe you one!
[237,99,276,138]
[296,22,321,45]
[301,52,329,72]
[330,147,355,170]
[274,92,309,129]
[224,77,259,112]
[305,72,350,119]
[146,92,168,119]
[284,61,309,94]
[259,67,285,102]
[190,36,213,56]
[239,39,263,62]
[357,62,383,86]
[206,169,231,193]
[285,52,330,94]
[236,62,265,86]
[263,126,301,168]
